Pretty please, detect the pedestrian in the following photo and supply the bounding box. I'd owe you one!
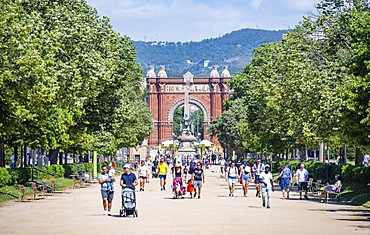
[187,178,194,198]
[252,159,265,197]
[295,162,309,200]
[158,158,168,190]
[189,158,196,175]
[219,157,226,175]
[364,154,370,166]
[192,162,205,199]
[259,165,274,208]
[98,165,115,215]
[145,157,153,183]
[138,160,149,191]
[225,161,238,197]
[10,155,15,168]
[107,162,115,192]
[279,164,292,199]
[239,162,251,197]
[120,164,138,189]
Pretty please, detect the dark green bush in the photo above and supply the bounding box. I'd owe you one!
[0,168,12,187]
[7,168,31,185]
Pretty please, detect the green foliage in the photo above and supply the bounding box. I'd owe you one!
[7,168,31,185]
[0,168,12,187]
[0,0,153,156]
[209,0,370,157]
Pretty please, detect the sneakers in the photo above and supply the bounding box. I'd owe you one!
[267,206,270,209]
[299,197,303,200]
[163,186,166,191]
[304,195,309,200]
[262,202,266,207]
[161,187,163,191]
[107,211,112,216]
[103,210,108,215]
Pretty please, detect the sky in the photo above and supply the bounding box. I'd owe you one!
[85,0,321,42]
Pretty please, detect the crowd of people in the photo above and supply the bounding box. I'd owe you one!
[98,156,341,215]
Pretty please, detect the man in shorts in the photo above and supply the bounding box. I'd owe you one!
[192,162,205,199]
[158,158,168,190]
[98,165,115,216]
[295,162,309,200]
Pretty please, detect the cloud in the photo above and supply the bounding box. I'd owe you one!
[86,0,320,42]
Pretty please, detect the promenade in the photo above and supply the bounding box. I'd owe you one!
[0,166,369,235]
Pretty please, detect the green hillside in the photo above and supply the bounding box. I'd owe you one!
[133,28,286,77]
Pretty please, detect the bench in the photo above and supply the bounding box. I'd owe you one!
[307,179,322,197]
[18,185,26,202]
[72,175,81,189]
[327,185,342,202]
[51,180,65,194]
[32,182,46,200]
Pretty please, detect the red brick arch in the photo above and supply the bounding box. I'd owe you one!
[146,75,230,147]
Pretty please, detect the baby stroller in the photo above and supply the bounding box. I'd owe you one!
[172,178,185,199]
[152,165,158,178]
[119,186,138,217]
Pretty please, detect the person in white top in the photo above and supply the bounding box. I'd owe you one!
[225,161,238,197]
[219,158,226,175]
[145,157,153,183]
[295,163,309,200]
[259,165,274,208]
[138,161,149,191]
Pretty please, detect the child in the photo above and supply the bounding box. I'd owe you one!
[107,162,115,192]
[187,179,194,198]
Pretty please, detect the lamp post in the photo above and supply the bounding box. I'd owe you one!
[172,133,176,161]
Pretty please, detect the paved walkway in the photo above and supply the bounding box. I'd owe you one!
[0,166,369,234]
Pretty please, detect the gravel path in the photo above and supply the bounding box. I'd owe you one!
[1,166,369,234]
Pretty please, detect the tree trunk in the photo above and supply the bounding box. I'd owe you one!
[64,151,68,164]
[23,145,27,167]
[0,139,4,167]
[49,148,60,165]
[58,152,63,165]
[13,145,18,168]
[355,148,363,166]
[319,142,324,162]
[342,144,347,164]
[285,149,288,160]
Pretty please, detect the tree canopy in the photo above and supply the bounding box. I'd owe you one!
[0,0,152,163]
[209,0,370,159]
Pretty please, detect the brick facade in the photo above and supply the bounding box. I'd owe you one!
[146,76,230,147]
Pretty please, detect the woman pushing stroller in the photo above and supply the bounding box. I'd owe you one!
[171,164,185,198]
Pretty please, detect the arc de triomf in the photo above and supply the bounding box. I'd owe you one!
[146,66,231,147]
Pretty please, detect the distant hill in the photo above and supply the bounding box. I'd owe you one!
[133,28,286,77]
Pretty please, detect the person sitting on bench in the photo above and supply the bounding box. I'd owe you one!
[321,174,342,202]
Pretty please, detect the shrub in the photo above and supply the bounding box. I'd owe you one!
[0,168,12,187]
[7,168,31,185]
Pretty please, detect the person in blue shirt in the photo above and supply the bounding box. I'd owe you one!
[120,164,138,189]
[279,164,292,199]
